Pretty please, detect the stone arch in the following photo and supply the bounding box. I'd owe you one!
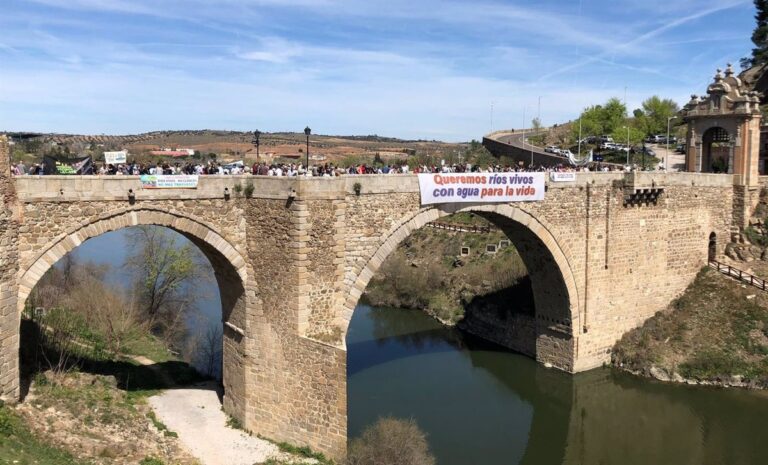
[16,207,253,422]
[701,126,732,173]
[338,203,580,371]
[18,207,249,306]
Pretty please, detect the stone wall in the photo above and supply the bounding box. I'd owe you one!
[482,136,566,166]
[0,136,19,399]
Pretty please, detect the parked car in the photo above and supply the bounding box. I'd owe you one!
[600,135,614,143]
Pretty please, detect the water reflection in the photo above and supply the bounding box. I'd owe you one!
[348,304,768,465]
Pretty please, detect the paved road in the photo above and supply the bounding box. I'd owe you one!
[497,132,552,157]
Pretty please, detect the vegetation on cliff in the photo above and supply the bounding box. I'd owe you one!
[613,268,768,387]
[364,213,528,325]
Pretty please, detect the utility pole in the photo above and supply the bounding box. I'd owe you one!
[537,96,541,125]
[490,101,494,133]
[578,118,582,158]
[666,116,677,170]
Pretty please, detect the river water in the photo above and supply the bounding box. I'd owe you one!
[65,227,768,464]
[348,303,768,465]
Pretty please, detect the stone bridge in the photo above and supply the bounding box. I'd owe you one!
[0,136,751,458]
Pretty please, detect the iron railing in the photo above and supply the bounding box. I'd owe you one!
[426,222,495,234]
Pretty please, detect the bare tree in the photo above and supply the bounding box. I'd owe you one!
[347,417,436,465]
[125,226,211,340]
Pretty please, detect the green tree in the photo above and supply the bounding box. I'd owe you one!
[634,96,679,136]
[531,117,542,133]
[529,117,545,145]
[572,98,627,140]
[126,226,210,340]
[742,0,768,68]
[610,125,645,147]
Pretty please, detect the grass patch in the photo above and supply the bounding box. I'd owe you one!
[256,435,335,465]
[0,404,88,465]
[139,457,166,465]
[146,410,178,438]
[225,413,244,431]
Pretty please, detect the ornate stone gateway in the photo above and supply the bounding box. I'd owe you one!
[682,64,763,227]
[683,64,762,180]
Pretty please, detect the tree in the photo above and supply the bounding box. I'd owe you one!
[572,98,627,141]
[610,125,645,147]
[635,96,679,136]
[742,0,768,68]
[531,117,542,133]
[126,226,210,340]
[529,117,545,146]
[347,417,436,465]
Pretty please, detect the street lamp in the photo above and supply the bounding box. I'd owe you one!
[252,130,261,161]
[666,116,678,170]
[623,125,630,166]
[304,126,311,172]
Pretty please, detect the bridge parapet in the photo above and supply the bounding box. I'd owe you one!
[12,172,739,202]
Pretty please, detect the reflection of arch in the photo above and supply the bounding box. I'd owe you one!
[339,203,580,370]
[701,127,731,173]
[16,207,252,420]
[708,232,717,262]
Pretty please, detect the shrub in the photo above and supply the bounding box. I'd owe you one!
[347,417,435,465]
[244,182,255,199]
[233,182,243,196]
[139,457,165,465]
[0,406,17,436]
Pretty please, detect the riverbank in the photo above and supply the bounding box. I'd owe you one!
[364,213,529,325]
[612,267,768,389]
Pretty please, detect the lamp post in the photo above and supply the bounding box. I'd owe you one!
[304,126,311,172]
[252,130,261,161]
[666,116,677,170]
[624,125,629,166]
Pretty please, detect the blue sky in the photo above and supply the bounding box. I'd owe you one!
[0,0,756,141]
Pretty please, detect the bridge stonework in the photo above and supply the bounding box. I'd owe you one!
[0,134,746,459]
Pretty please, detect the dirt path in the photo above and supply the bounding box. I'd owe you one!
[130,354,177,387]
[149,383,302,465]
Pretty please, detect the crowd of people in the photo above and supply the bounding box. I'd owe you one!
[10,159,654,177]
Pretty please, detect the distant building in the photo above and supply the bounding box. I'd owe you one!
[149,148,195,157]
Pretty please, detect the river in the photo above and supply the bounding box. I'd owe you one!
[65,227,768,464]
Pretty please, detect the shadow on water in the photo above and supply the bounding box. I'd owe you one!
[348,304,768,465]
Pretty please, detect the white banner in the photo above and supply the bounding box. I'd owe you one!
[140,175,199,189]
[104,151,127,164]
[418,173,545,205]
[549,172,577,182]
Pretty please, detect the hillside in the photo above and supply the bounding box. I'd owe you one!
[5,130,464,165]
[364,213,531,325]
[613,268,768,388]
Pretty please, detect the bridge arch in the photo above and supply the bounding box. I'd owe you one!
[338,203,580,371]
[15,207,253,424]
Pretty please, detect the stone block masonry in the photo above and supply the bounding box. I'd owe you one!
[0,144,747,460]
